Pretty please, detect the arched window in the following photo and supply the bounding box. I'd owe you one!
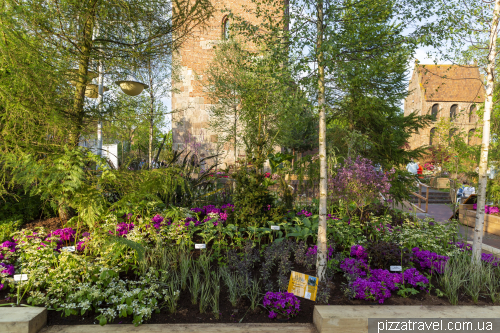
[469,105,476,123]
[468,129,476,145]
[431,104,439,121]
[450,104,458,119]
[222,17,230,40]
[449,128,457,139]
[430,127,436,145]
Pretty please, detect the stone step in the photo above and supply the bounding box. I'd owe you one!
[0,307,46,333]
[40,323,318,333]
[313,305,500,333]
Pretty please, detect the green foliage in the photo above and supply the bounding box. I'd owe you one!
[231,169,277,227]
[0,188,50,242]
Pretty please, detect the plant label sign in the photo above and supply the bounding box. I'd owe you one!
[195,244,206,249]
[14,274,28,282]
[287,271,318,301]
[61,246,76,252]
[270,225,280,230]
[390,265,402,272]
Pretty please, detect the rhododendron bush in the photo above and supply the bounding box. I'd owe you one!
[328,156,394,216]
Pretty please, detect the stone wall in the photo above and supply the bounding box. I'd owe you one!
[404,69,481,151]
[171,0,263,168]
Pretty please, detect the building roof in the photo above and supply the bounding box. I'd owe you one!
[415,63,485,102]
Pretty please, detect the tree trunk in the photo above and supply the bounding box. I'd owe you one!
[155,133,168,163]
[148,59,155,170]
[472,0,500,265]
[316,0,328,282]
[69,3,97,147]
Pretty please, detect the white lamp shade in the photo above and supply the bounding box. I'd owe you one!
[115,80,149,96]
[85,84,109,98]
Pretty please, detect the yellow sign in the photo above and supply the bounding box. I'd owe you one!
[287,271,318,301]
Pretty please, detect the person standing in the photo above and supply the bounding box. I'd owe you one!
[406,160,418,175]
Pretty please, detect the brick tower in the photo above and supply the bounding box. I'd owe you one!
[404,62,485,150]
[171,2,263,167]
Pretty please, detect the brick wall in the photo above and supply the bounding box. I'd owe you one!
[404,64,481,151]
[172,0,265,168]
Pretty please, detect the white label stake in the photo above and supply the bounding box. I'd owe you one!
[271,225,280,230]
[390,266,402,272]
[61,246,76,252]
[195,244,206,249]
[14,274,28,282]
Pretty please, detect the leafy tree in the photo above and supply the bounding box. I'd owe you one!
[430,0,500,264]
[0,0,213,154]
[231,0,435,280]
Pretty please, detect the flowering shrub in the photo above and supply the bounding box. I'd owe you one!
[263,291,300,319]
[328,156,394,215]
[473,204,500,215]
[342,245,430,303]
[412,247,449,274]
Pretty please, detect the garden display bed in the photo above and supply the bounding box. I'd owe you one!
[2,201,500,328]
[459,204,500,237]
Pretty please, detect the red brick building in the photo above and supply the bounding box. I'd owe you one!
[404,62,485,149]
[171,1,265,167]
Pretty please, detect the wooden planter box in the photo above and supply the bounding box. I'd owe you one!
[459,204,500,236]
[430,177,450,189]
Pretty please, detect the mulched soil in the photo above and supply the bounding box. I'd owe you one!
[22,217,68,231]
[1,214,498,325]
[1,266,497,326]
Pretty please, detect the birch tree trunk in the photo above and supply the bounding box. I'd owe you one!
[472,0,500,265]
[316,0,328,282]
[148,59,154,170]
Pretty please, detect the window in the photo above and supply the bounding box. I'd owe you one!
[469,105,476,123]
[468,129,477,145]
[450,104,458,119]
[222,17,230,40]
[430,127,436,145]
[431,104,439,121]
[449,128,457,139]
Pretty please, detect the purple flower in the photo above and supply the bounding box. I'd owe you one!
[152,214,164,229]
[0,283,3,291]
[1,240,17,253]
[263,292,300,319]
[350,245,368,260]
[45,228,76,250]
[297,210,312,217]
[340,258,369,277]
[0,263,15,275]
[111,223,134,236]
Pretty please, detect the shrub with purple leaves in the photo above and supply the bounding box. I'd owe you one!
[328,156,393,211]
[263,291,300,319]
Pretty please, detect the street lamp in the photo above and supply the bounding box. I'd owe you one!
[115,80,149,96]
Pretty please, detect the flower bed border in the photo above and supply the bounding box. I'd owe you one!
[459,204,500,237]
[313,305,500,333]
